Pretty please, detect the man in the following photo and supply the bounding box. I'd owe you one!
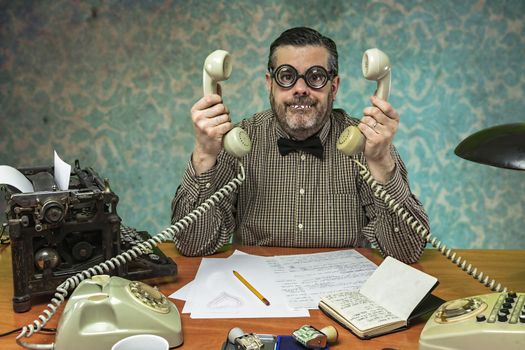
[171,27,428,263]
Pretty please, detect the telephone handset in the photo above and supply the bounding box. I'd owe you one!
[203,49,252,158]
[53,275,182,350]
[336,48,392,156]
[419,291,525,350]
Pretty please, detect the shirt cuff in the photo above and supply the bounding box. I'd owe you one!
[372,163,410,210]
[180,157,218,201]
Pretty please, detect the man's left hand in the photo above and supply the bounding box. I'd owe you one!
[357,95,399,183]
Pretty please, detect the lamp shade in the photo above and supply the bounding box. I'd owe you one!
[454,123,525,170]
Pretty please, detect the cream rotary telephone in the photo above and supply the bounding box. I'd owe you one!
[203,49,252,158]
[337,48,391,156]
[419,291,525,350]
[332,49,524,349]
[53,275,182,350]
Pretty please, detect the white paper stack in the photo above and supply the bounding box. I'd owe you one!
[170,249,378,319]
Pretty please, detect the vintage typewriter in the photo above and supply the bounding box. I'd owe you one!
[2,160,177,313]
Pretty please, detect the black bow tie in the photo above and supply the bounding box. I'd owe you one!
[277,136,324,159]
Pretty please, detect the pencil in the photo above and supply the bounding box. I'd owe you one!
[232,270,271,306]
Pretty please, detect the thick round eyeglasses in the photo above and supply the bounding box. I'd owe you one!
[269,64,336,89]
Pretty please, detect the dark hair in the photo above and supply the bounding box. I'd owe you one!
[267,27,338,76]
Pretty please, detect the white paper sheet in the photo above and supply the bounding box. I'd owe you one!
[184,253,309,319]
[268,250,378,309]
[54,150,71,190]
[169,280,194,302]
[170,250,248,303]
[0,165,34,193]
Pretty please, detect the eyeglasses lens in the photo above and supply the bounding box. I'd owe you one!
[273,65,330,89]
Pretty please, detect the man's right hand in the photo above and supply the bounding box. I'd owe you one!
[190,93,233,175]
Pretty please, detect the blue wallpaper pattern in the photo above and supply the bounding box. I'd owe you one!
[1,0,524,249]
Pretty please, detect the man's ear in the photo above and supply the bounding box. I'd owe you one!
[331,75,340,100]
[265,72,272,92]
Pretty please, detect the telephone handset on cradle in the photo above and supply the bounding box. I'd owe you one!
[419,292,525,350]
[203,49,252,158]
[337,48,391,156]
[53,275,183,350]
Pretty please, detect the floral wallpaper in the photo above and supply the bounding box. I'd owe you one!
[1,0,524,248]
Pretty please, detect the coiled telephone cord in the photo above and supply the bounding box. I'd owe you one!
[354,160,507,293]
[16,163,246,349]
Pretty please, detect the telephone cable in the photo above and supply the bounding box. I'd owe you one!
[16,162,246,349]
[354,160,507,293]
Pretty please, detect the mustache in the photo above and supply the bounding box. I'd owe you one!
[286,96,316,106]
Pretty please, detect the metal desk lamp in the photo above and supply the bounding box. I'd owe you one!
[454,123,525,170]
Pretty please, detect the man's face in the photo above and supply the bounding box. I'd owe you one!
[266,45,340,140]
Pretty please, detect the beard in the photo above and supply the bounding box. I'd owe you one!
[270,89,333,140]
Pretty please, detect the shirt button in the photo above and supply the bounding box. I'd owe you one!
[299,188,305,195]
[194,184,199,189]
[298,223,304,230]
[394,227,400,233]
[205,182,211,188]
[300,155,306,161]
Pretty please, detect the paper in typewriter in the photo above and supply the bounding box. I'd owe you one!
[0,165,34,193]
[0,150,72,192]
[53,150,71,190]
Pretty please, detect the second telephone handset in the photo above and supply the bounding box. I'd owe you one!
[337,48,392,156]
[203,50,252,158]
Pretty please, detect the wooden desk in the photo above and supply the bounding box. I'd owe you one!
[1,244,524,350]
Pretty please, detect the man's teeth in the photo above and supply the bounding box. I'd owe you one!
[290,105,311,110]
